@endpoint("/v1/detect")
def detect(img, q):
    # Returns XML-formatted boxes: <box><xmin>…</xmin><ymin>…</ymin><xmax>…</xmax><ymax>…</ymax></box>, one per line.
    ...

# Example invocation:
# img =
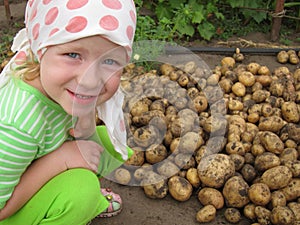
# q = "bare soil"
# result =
<box><xmin>1</xmin><ymin>2</ymin><xmax>300</xmax><ymax>225</ymax></box>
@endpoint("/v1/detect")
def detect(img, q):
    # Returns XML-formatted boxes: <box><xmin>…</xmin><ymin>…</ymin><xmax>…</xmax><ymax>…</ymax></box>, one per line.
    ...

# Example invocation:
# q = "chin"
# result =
<box><xmin>66</xmin><ymin>105</ymin><xmax>95</xmax><ymax>117</ymax></box>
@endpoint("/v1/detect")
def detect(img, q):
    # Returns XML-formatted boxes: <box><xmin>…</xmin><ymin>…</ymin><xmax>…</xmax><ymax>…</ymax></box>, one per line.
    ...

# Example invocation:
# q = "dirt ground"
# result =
<box><xmin>0</xmin><ymin>2</ymin><xmax>300</xmax><ymax>225</ymax></box>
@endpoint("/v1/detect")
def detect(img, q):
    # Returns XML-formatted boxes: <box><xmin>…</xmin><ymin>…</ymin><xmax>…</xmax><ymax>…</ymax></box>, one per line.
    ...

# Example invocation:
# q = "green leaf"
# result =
<box><xmin>214</xmin><ymin>12</ymin><xmax>225</xmax><ymax>20</ymax></box>
<box><xmin>206</xmin><ymin>2</ymin><xmax>218</xmax><ymax>13</ymax></box>
<box><xmin>192</xmin><ymin>7</ymin><xmax>205</xmax><ymax>23</ymax></box>
<box><xmin>169</xmin><ymin>0</ymin><xmax>187</xmax><ymax>9</ymax></box>
<box><xmin>177</xmin><ymin>23</ymin><xmax>195</xmax><ymax>37</ymax></box>
<box><xmin>243</xmin><ymin>10</ymin><xmax>267</xmax><ymax>23</ymax></box>
<box><xmin>155</xmin><ymin>3</ymin><xmax>173</xmax><ymax>19</ymax></box>
<box><xmin>197</xmin><ymin>22</ymin><xmax>215</xmax><ymax>40</ymax></box>
<box><xmin>227</xmin><ymin>0</ymin><xmax>246</xmax><ymax>8</ymax></box>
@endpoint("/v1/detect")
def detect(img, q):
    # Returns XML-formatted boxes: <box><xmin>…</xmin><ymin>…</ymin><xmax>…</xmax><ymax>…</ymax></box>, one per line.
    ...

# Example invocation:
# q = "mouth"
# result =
<box><xmin>74</xmin><ymin>93</ymin><xmax>94</xmax><ymax>99</ymax></box>
<box><xmin>67</xmin><ymin>89</ymin><xmax>97</xmax><ymax>104</ymax></box>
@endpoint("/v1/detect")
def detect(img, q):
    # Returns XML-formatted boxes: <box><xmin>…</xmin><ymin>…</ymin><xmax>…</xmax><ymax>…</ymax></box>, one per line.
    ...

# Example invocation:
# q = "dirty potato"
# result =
<box><xmin>261</xmin><ymin>165</ymin><xmax>293</xmax><ymax>190</ymax></box>
<box><xmin>196</xmin><ymin>205</ymin><xmax>217</xmax><ymax>223</ymax></box>
<box><xmin>241</xmin><ymin>164</ymin><xmax>257</xmax><ymax>183</ymax></box>
<box><xmin>157</xmin><ymin>160</ymin><xmax>179</xmax><ymax>178</ymax></box>
<box><xmin>258</xmin><ymin>116</ymin><xmax>286</xmax><ymax>132</ymax></box>
<box><xmin>270</xmin><ymin>190</ymin><xmax>287</xmax><ymax>208</ymax></box>
<box><xmin>281</xmin><ymin>101</ymin><xmax>300</xmax><ymax>123</ymax></box>
<box><xmin>198</xmin><ymin>154</ymin><xmax>235</xmax><ymax>188</ymax></box>
<box><xmin>277</xmin><ymin>50</ymin><xmax>289</xmax><ymax>63</ymax></box>
<box><xmin>141</xmin><ymin>171</ymin><xmax>168</xmax><ymax>199</ymax></box>
<box><xmin>232</xmin><ymin>82</ymin><xmax>246</xmax><ymax>96</ymax></box>
<box><xmin>198</xmin><ymin>187</ymin><xmax>224</xmax><ymax>209</ymax></box>
<box><xmin>221</xmin><ymin>57</ymin><xmax>236</xmax><ymax>68</ymax></box>
<box><xmin>186</xmin><ymin>168</ymin><xmax>201</xmax><ymax>188</ymax></box>
<box><xmin>255</xmin><ymin>206</ymin><xmax>271</xmax><ymax>225</ymax></box>
<box><xmin>284</xmin><ymin>160</ymin><xmax>300</xmax><ymax>177</ymax></box>
<box><xmin>287</xmin><ymin>202</ymin><xmax>300</xmax><ymax>221</ymax></box>
<box><xmin>145</xmin><ymin>144</ymin><xmax>168</xmax><ymax>164</ymax></box>
<box><xmin>280</xmin><ymin>148</ymin><xmax>299</xmax><ymax>164</ymax></box>
<box><xmin>270</xmin><ymin>206</ymin><xmax>295</xmax><ymax>225</ymax></box>
<box><xmin>243</xmin><ymin>203</ymin><xmax>257</xmax><ymax>221</ymax></box>
<box><xmin>281</xmin><ymin>178</ymin><xmax>300</xmax><ymax>201</ymax></box>
<box><xmin>259</xmin><ymin>131</ymin><xmax>285</xmax><ymax>154</ymax></box>
<box><xmin>254</xmin><ymin>152</ymin><xmax>281</xmax><ymax>172</ymax></box>
<box><xmin>125</xmin><ymin>147</ymin><xmax>145</xmax><ymax>166</ymax></box>
<box><xmin>168</xmin><ymin>176</ymin><xmax>193</xmax><ymax>201</ymax></box>
<box><xmin>222</xmin><ymin>176</ymin><xmax>250</xmax><ymax>208</ymax></box>
<box><xmin>114</xmin><ymin>167</ymin><xmax>131</xmax><ymax>185</ymax></box>
<box><xmin>239</xmin><ymin>71</ymin><xmax>256</xmax><ymax>87</ymax></box>
<box><xmin>224</xmin><ymin>208</ymin><xmax>242</xmax><ymax>224</ymax></box>
<box><xmin>174</xmin><ymin>153</ymin><xmax>196</xmax><ymax>170</ymax></box>
<box><xmin>248</xmin><ymin>183</ymin><xmax>271</xmax><ymax>206</ymax></box>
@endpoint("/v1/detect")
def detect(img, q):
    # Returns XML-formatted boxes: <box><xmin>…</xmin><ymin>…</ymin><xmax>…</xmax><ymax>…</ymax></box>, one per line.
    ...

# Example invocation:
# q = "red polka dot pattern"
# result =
<box><xmin>49</xmin><ymin>28</ymin><xmax>59</xmax><ymax>37</ymax></box>
<box><xmin>28</xmin><ymin>0</ymin><xmax>34</xmax><ymax>7</ymax></box>
<box><xmin>126</xmin><ymin>26</ymin><xmax>134</xmax><ymax>41</ymax></box>
<box><xmin>23</xmin><ymin>0</ymin><xmax>136</xmax><ymax>61</ymax></box>
<box><xmin>102</xmin><ymin>0</ymin><xmax>122</xmax><ymax>10</ymax></box>
<box><xmin>66</xmin><ymin>0</ymin><xmax>89</xmax><ymax>10</ymax></box>
<box><xmin>45</xmin><ymin>7</ymin><xmax>58</xmax><ymax>25</ymax></box>
<box><xmin>43</xmin><ymin>0</ymin><xmax>52</xmax><ymax>5</ymax></box>
<box><xmin>32</xmin><ymin>23</ymin><xmax>40</xmax><ymax>40</ymax></box>
<box><xmin>99</xmin><ymin>15</ymin><xmax>119</xmax><ymax>31</ymax></box>
<box><xmin>66</xmin><ymin>16</ymin><xmax>88</xmax><ymax>33</ymax></box>
<box><xmin>15</xmin><ymin>51</ymin><xmax>27</xmax><ymax>65</ymax></box>
<box><xmin>130</xmin><ymin>10</ymin><xmax>136</xmax><ymax>23</ymax></box>
<box><xmin>29</xmin><ymin>7</ymin><xmax>37</xmax><ymax>22</ymax></box>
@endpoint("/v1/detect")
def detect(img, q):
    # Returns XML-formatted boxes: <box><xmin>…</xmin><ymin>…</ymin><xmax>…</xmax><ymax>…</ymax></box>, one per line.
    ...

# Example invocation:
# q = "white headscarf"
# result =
<box><xmin>0</xmin><ymin>0</ymin><xmax>136</xmax><ymax>160</ymax></box>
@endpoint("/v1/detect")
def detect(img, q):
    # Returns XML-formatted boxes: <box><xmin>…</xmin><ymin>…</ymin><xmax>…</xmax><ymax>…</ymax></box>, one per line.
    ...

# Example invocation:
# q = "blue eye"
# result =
<box><xmin>103</xmin><ymin>59</ymin><xmax>116</xmax><ymax>65</ymax></box>
<box><xmin>67</xmin><ymin>53</ymin><xmax>79</xmax><ymax>59</ymax></box>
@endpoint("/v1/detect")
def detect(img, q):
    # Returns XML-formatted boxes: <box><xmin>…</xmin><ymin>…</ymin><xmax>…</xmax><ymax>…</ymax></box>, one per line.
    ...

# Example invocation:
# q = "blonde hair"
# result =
<box><xmin>13</xmin><ymin>49</ymin><xmax>40</xmax><ymax>81</ymax></box>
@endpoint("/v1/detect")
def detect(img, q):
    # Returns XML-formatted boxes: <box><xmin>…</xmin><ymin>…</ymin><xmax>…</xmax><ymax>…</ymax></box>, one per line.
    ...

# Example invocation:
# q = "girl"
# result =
<box><xmin>0</xmin><ymin>0</ymin><xmax>136</xmax><ymax>224</ymax></box>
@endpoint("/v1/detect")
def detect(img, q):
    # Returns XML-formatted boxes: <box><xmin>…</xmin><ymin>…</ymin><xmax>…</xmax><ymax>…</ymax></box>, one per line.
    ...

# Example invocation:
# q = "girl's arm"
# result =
<box><xmin>0</xmin><ymin>140</ymin><xmax>102</xmax><ymax>220</ymax></box>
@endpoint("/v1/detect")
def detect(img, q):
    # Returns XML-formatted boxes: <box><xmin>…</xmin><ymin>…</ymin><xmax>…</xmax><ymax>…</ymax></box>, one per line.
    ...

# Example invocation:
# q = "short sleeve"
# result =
<box><xmin>0</xmin><ymin>123</ymin><xmax>37</xmax><ymax>209</ymax></box>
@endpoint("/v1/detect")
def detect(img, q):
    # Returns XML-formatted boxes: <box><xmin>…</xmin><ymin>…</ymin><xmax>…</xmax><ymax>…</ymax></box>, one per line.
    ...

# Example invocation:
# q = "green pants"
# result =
<box><xmin>0</xmin><ymin>126</ymin><xmax>132</xmax><ymax>225</ymax></box>
<box><xmin>0</xmin><ymin>169</ymin><xmax>109</xmax><ymax>225</ymax></box>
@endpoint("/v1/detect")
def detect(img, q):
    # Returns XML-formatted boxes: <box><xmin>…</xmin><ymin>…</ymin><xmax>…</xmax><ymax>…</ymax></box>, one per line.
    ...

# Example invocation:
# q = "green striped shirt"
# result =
<box><xmin>0</xmin><ymin>78</ymin><xmax>74</xmax><ymax>209</ymax></box>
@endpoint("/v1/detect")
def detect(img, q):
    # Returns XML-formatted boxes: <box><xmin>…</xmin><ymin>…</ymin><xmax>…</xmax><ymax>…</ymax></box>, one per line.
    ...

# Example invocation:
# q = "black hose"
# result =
<box><xmin>165</xmin><ymin>46</ymin><xmax>300</xmax><ymax>55</ymax></box>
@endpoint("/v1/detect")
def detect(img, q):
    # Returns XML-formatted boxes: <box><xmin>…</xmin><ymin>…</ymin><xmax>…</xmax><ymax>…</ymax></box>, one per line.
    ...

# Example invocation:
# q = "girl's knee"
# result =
<box><xmin>44</xmin><ymin>169</ymin><xmax>107</xmax><ymax>224</ymax></box>
<box><xmin>61</xmin><ymin>169</ymin><xmax>101</xmax><ymax>205</ymax></box>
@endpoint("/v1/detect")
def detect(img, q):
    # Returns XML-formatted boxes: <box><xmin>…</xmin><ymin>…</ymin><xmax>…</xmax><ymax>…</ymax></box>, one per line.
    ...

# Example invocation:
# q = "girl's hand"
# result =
<box><xmin>61</xmin><ymin>140</ymin><xmax>103</xmax><ymax>173</ymax></box>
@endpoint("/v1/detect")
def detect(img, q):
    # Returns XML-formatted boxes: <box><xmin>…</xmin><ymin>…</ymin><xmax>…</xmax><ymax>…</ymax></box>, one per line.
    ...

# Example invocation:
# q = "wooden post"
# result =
<box><xmin>271</xmin><ymin>0</ymin><xmax>285</xmax><ymax>41</ymax></box>
<box><xmin>4</xmin><ymin>0</ymin><xmax>12</xmax><ymax>20</ymax></box>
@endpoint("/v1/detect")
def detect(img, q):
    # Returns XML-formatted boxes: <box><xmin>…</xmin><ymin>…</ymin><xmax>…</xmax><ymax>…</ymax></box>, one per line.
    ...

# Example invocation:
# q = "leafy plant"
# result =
<box><xmin>154</xmin><ymin>0</ymin><xmax>224</xmax><ymax>41</ymax></box>
<box><xmin>134</xmin><ymin>0</ymin><xmax>292</xmax><ymax>42</ymax></box>
<box><xmin>225</xmin><ymin>0</ymin><xmax>270</xmax><ymax>24</ymax></box>
<box><xmin>0</xmin><ymin>32</ymin><xmax>14</xmax><ymax>64</ymax></box>
<box><xmin>0</xmin><ymin>21</ymin><xmax>24</xmax><ymax>66</ymax></box>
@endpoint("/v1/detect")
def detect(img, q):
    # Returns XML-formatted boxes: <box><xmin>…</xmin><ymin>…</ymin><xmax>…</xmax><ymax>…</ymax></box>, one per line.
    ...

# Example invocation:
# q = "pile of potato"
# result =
<box><xmin>277</xmin><ymin>50</ymin><xmax>300</xmax><ymax>65</ymax></box>
<box><xmin>113</xmin><ymin>51</ymin><xmax>300</xmax><ymax>225</ymax></box>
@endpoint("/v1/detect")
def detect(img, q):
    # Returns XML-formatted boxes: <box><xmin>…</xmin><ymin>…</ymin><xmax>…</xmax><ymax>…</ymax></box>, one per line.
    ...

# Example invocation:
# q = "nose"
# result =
<box><xmin>76</xmin><ymin>61</ymin><xmax>104</xmax><ymax>91</ymax></box>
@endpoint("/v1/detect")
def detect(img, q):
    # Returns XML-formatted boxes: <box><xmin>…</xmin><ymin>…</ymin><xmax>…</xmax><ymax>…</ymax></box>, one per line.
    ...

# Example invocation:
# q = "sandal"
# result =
<box><xmin>97</xmin><ymin>188</ymin><xmax>123</xmax><ymax>218</ymax></box>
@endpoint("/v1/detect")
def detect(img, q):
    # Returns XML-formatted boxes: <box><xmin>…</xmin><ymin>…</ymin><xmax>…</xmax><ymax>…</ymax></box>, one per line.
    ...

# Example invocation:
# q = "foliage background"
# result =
<box><xmin>134</xmin><ymin>0</ymin><xmax>300</xmax><ymax>43</ymax></box>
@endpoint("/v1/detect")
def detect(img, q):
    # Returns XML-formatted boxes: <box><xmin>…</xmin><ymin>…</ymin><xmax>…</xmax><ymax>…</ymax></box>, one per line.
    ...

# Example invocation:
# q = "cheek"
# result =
<box><xmin>40</xmin><ymin>67</ymin><xmax>61</xmax><ymax>89</ymax></box>
<box><xmin>105</xmin><ymin>71</ymin><xmax>121</xmax><ymax>91</ymax></box>
<box><xmin>97</xmin><ymin>73</ymin><xmax>121</xmax><ymax>104</ymax></box>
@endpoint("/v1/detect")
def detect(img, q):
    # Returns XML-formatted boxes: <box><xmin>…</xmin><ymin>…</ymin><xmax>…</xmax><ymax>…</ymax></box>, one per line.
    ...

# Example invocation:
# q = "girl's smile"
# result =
<box><xmin>32</xmin><ymin>35</ymin><xmax>127</xmax><ymax>117</ymax></box>
<box><xmin>66</xmin><ymin>89</ymin><xmax>97</xmax><ymax>105</ymax></box>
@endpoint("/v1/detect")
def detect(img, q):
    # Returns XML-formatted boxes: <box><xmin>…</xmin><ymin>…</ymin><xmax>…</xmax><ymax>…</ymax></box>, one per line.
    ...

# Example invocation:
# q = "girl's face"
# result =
<box><xmin>39</xmin><ymin>35</ymin><xmax>127</xmax><ymax>117</ymax></box>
